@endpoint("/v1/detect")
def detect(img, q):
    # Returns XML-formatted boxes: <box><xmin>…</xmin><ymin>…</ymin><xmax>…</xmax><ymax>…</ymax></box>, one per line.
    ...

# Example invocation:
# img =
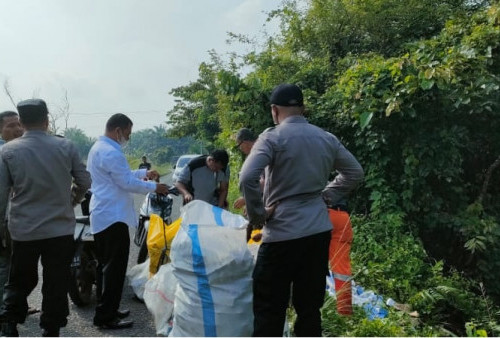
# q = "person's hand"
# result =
<box><xmin>265</xmin><ymin>203</ymin><xmax>278</xmax><ymax>220</ymax></box>
<box><xmin>146</xmin><ymin>170</ymin><xmax>160</xmax><ymax>181</ymax></box>
<box><xmin>248</xmin><ymin>203</ymin><xmax>278</xmax><ymax>230</ymax></box>
<box><xmin>233</xmin><ymin>196</ymin><xmax>246</xmax><ymax>209</ymax></box>
<box><xmin>251</xmin><ymin>232</ymin><xmax>263</xmax><ymax>242</ymax></box>
<box><xmin>183</xmin><ymin>192</ymin><xmax>193</xmax><ymax>204</ymax></box>
<box><xmin>70</xmin><ymin>189</ymin><xmax>79</xmax><ymax>207</ymax></box>
<box><xmin>155</xmin><ymin>183</ymin><xmax>169</xmax><ymax>194</ymax></box>
<box><xmin>248</xmin><ymin>214</ymin><xmax>266</xmax><ymax>230</ymax></box>
<box><xmin>70</xmin><ymin>185</ymin><xmax>84</xmax><ymax>207</ymax></box>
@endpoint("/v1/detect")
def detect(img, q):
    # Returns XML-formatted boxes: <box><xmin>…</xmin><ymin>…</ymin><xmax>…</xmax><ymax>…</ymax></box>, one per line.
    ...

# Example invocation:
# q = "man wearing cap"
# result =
<box><xmin>233</xmin><ymin>128</ymin><xmax>263</xmax><ymax>241</ymax></box>
<box><xmin>240</xmin><ymin>84</ymin><xmax>364</xmax><ymax>336</ymax></box>
<box><xmin>87</xmin><ymin>113</ymin><xmax>169</xmax><ymax>330</ymax></box>
<box><xmin>233</xmin><ymin>128</ymin><xmax>257</xmax><ymax>210</ymax></box>
<box><xmin>235</xmin><ymin>128</ymin><xmax>257</xmax><ymax>158</ymax></box>
<box><xmin>0</xmin><ymin>99</ymin><xmax>91</xmax><ymax>337</ymax></box>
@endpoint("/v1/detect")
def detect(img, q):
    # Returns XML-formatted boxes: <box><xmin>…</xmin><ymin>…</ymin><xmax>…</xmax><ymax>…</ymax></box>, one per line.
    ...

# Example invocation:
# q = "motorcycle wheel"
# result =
<box><xmin>69</xmin><ymin>249</ymin><xmax>94</xmax><ymax>307</ymax></box>
<box><xmin>137</xmin><ymin>240</ymin><xmax>149</xmax><ymax>264</ymax></box>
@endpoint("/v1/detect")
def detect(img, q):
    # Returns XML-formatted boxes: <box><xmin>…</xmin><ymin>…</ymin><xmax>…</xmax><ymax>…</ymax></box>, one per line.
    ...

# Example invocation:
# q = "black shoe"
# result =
<box><xmin>116</xmin><ymin>309</ymin><xmax>130</xmax><ymax>319</ymax></box>
<box><xmin>1</xmin><ymin>322</ymin><xmax>18</xmax><ymax>337</ymax></box>
<box><xmin>95</xmin><ymin>317</ymin><xmax>133</xmax><ymax>330</ymax></box>
<box><xmin>41</xmin><ymin>328</ymin><xmax>59</xmax><ymax>337</ymax></box>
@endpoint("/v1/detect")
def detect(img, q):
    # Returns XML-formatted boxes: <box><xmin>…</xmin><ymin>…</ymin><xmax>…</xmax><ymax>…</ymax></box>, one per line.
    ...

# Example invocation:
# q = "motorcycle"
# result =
<box><xmin>69</xmin><ymin>191</ymin><xmax>101</xmax><ymax>307</ymax></box>
<box><xmin>134</xmin><ymin>187</ymin><xmax>179</xmax><ymax>264</ymax></box>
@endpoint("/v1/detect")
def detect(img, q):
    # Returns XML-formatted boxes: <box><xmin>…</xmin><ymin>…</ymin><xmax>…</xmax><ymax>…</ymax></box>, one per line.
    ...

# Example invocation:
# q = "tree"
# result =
<box><xmin>125</xmin><ymin>125</ymin><xmax>200</xmax><ymax>164</ymax></box>
<box><xmin>63</xmin><ymin>127</ymin><xmax>95</xmax><ymax>160</ymax></box>
<box><xmin>166</xmin><ymin>61</ymin><xmax>222</xmax><ymax>147</ymax></box>
<box><xmin>3</xmin><ymin>80</ymin><xmax>73</xmax><ymax>135</ymax></box>
<box><xmin>3</xmin><ymin>79</ymin><xmax>17</xmax><ymax>108</ymax></box>
<box><xmin>166</xmin><ymin>0</ymin><xmax>500</xmax><ymax>333</ymax></box>
<box><xmin>48</xmin><ymin>89</ymin><xmax>71</xmax><ymax>135</ymax></box>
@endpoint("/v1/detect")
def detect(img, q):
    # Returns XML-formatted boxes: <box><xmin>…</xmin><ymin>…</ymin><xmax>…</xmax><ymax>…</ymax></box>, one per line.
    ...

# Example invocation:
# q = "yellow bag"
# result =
<box><xmin>247</xmin><ymin>229</ymin><xmax>262</xmax><ymax>244</ymax></box>
<box><xmin>146</xmin><ymin>215</ymin><xmax>182</xmax><ymax>276</ymax></box>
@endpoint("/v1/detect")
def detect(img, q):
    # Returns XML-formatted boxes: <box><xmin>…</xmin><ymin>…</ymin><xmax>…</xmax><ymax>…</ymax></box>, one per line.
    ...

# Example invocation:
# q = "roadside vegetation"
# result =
<box><xmin>64</xmin><ymin>124</ymin><xmax>203</xmax><ymax>169</ymax></box>
<box><xmin>59</xmin><ymin>0</ymin><xmax>500</xmax><ymax>334</ymax></box>
<box><xmin>166</xmin><ymin>0</ymin><xmax>500</xmax><ymax>335</ymax></box>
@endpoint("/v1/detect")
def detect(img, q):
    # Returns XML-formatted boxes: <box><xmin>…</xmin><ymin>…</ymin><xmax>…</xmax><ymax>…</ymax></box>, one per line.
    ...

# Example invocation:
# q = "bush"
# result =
<box><xmin>351</xmin><ymin>213</ymin><xmax>430</xmax><ymax>302</ymax></box>
<box><xmin>349</xmin><ymin>213</ymin><xmax>500</xmax><ymax>336</ymax></box>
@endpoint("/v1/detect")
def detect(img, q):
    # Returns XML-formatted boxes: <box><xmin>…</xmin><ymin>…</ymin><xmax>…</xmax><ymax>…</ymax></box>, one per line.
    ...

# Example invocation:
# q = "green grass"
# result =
<box><xmin>127</xmin><ymin>157</ymin><xmax>172</xmax><ymax>177</ymax></box>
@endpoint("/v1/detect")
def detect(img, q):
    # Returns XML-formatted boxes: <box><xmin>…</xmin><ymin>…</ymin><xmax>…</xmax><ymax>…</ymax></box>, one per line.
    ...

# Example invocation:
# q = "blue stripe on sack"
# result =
<box><xmin>187</xmin><ymin>224</ymin><xmax>217</xmax><ymax>337</ymax></box>
<box><xmin>212</xmin><ymin>206</ymin><xmax>223</xmax><ymax>226</ymax></box>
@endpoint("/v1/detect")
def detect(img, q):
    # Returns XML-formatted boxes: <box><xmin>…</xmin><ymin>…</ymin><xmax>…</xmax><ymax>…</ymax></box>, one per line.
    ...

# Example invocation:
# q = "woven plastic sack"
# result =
<box><xmin>127</xmin><ymin>258</ymin><xmax>150</xmax><ymax>300</ymax></box>
<box><xmin>147</xmin><ymin>215</ymin><xmax>181</xmax><ymax>276</ymax></box>
<box><xmin>144</xmin><ymin>263</ymin><xmax>178</xmax><ymax>336</ymax></box>
<box><xmin>169</xmin><ymin>200</ymin><xmax>253</xmax><ymax>337</ymax></box>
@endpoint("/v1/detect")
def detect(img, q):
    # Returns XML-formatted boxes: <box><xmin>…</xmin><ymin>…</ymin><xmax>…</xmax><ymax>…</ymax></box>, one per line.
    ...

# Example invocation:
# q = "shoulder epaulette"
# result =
<box><xmin>261</xmin><ymin>126</ymin><xmax>275</xmax><ymax>134</ymax></box>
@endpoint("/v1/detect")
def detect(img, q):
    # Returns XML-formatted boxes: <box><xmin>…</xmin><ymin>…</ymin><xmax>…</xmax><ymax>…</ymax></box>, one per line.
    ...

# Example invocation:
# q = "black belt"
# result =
<box><xmin>327</xmin><ymin>204</ymin><xmax>348</xmax><ymax>212</ymax></box>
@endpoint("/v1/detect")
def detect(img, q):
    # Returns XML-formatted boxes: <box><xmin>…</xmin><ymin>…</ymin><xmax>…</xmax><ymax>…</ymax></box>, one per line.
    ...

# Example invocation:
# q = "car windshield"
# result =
<box><xmin>177</xmin><ymin>156</ymin><xmax>194</xmax><ymax>168</ymax></box>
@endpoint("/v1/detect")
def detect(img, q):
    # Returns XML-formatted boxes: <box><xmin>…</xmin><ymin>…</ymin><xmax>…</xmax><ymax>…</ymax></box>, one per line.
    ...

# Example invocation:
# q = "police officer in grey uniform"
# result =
<box><xmin>239</xmin><ymin>84</ymin><xmax>364</xmax><ymax>337</ymax></box>
<box><xmin>0</xmin><ymin>99</ymin><xmax>91</xmax><ymax>337</ymax></box>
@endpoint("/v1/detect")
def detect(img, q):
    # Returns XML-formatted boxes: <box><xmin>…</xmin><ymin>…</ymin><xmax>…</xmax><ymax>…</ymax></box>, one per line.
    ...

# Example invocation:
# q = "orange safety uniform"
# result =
<box><xmin>328</xmin><ymin>208</ymin><xmax>353</xmax><ymax>315</ymax></box>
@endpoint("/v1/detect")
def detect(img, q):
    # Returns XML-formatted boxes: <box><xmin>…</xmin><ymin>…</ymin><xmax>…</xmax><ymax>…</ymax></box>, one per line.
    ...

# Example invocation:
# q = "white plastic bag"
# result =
<box><xmin>169</xmin><ymin>200</ymin><xmax>254</xmax><ymax>337</ymax></box>
<box><xmin>127</xmin><ymin>258</ymin><xmax>150</xmax><ymax>301</ymax></box>
<box><xmin>179</xmin><ymin>199</ymin><xmax>248</xmax><ymax>230</ymax></box>
<box><xmin>144</xmin><ymin>263</ymin><xmax>178</xmax><ymax>336</ymax></box>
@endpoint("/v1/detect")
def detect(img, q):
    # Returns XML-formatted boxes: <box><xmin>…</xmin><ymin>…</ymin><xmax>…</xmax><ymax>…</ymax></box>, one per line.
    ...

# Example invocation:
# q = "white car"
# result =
<box><xmin>172</xmin><ymin>154</ymin><xmax>202</xmax><ymax>182</ymax></box>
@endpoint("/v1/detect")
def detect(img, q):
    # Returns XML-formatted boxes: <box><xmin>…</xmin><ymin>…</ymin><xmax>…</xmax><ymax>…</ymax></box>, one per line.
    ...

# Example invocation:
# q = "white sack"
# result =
<box><xmin>127</xmin><ymin>258</ymin><xmax>150</xmax><ymax>301</ymax></box>
<box><xmin>169</xmin><ymin>200</ymin><xmax>254</xmax><ymax>337</ymax></box>
<box><xmin>144</xmin><ymin>263</ymin><xmax>178</xmax><ymax>336</ymax></box>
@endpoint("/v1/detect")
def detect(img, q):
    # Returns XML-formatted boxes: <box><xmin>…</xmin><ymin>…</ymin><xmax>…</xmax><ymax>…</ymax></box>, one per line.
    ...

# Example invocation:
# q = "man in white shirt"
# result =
<box><xmin>87</xmin><ymin>113</ymin><xmax>169</xmax><ymax>330</ymax></box>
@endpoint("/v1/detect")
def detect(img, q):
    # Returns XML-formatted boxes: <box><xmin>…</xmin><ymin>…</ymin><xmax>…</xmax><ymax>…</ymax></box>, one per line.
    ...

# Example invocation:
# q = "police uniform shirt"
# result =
<box><xmin>239</xmin><ymin>115</ymin><xmax>363</xmax><ymax>243</ymax></box>
<box><xmin>0</xmin><ymin>131</ymin><xmax>91</xmax><ymax>241</ymax></box>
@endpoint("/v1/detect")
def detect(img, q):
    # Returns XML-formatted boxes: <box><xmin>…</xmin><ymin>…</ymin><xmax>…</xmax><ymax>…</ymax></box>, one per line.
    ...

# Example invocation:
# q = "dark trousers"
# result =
<box><xmin>0</xmin><ymin>235</ymin><xmax>74</xmax><ymax>330</ymax></box>
<box><xmin>93</xmin><ymin>222</ymin><xmax>129</xmax><ymax>324</ymax></box>
<box><xmin>0</xmin><ymin>230</ymin><xmax>12</xmax><ymax>307</ymax></box>
<box><xmin>253</xmin><ymin>230</ymin><xmax>331</xmax><ymax>337</ymax></box>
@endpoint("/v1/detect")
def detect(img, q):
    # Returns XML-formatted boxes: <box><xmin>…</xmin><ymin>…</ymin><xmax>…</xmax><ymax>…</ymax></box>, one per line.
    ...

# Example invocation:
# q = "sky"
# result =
<box><xmin>0</xmin><ymin>0</ymin><xmax>281</xmax><ymax>138</ymax></box>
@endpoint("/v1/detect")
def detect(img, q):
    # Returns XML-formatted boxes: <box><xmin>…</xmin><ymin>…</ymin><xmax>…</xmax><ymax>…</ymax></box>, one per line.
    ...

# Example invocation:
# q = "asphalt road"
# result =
<box><xmin>19</xmin><ymin>174</ymin><xmax>182</xmax><ymax>337</ymax></box>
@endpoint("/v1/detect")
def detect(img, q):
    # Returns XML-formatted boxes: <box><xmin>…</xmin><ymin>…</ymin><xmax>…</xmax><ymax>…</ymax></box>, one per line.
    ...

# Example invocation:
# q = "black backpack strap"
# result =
<box><xmin>186</xmin><ymin>155</ymin><xmax>208</xmax><ymax>194</ymax></box>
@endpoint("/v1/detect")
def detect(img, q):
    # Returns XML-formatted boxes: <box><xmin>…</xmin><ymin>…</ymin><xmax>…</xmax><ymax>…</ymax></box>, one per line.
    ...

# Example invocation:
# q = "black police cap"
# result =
<box><xmin>236</xmin><ymin>128</ymin><xmax>256</xmax><ymax>143</ymax></box>
<box><xmin>270</xmin><ymin>84</ymin><xmax>304</xmax><ymax>107</ymax></box>
<box><xmin>17</xmin><ymin>99</ymin><xmax>49</xmax><ymax>124</ymax></box>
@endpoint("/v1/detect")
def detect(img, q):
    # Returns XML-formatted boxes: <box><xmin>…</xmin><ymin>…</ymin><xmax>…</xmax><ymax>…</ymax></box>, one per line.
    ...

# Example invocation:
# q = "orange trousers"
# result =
<box><xmin>328</xmin><ymin>208</ymin><xmax>353</xmax><ymax>315</ymax></box>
